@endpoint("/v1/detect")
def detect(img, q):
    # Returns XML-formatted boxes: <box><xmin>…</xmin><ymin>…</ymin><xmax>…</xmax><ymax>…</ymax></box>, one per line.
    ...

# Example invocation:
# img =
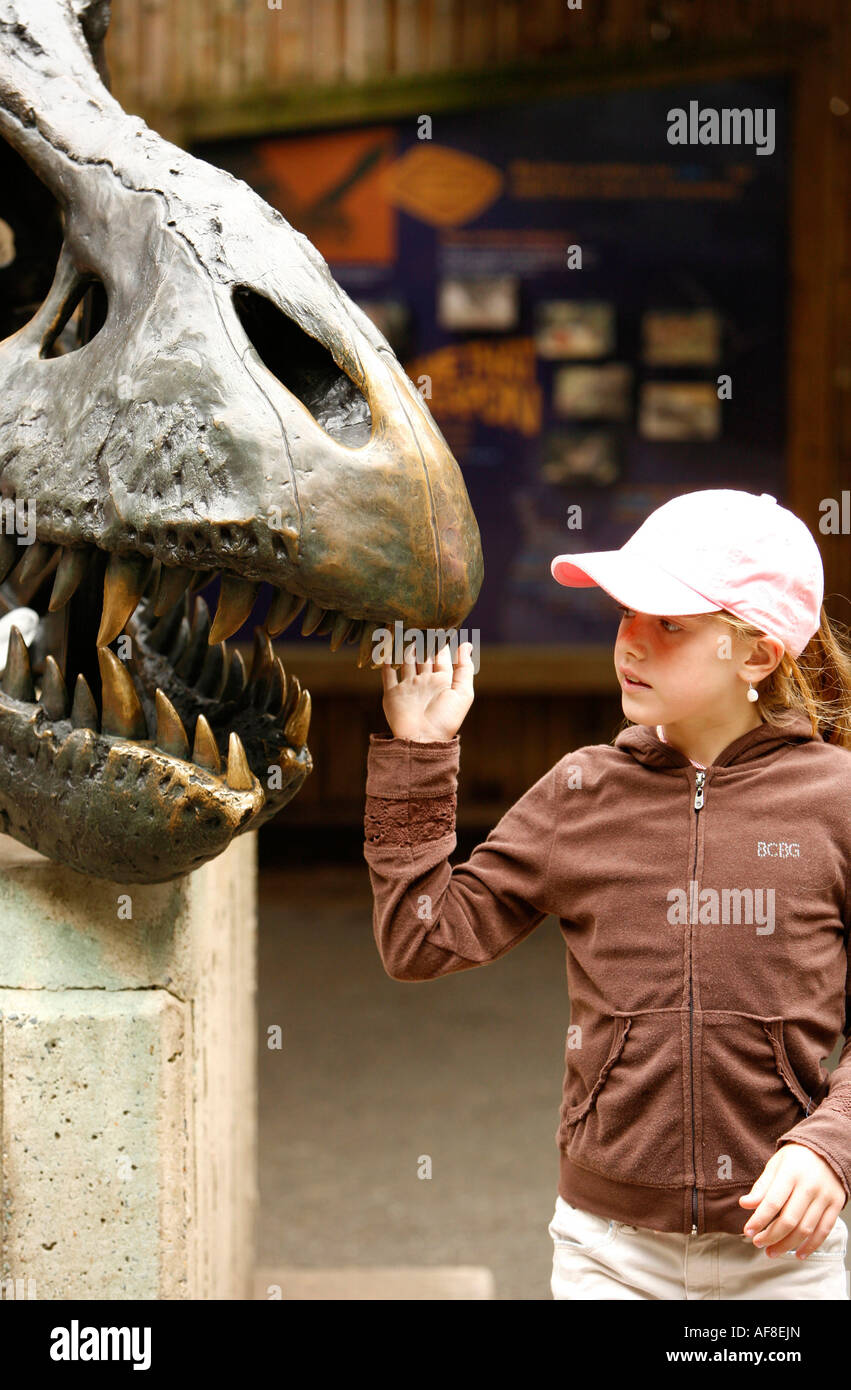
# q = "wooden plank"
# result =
<box><xmin>598</xmin><ymin>0</ymin><xmax>641</xmax><ymax>48</ymax></box>
<box><xmin>394</xmin><ymin>0</ymin><xmax>423</xmax><ymax>74</ymax></box>
<box><xmin>215</xmin><ymin>0</ymin><xmax>238</xmax><ymax>100</ymax></box>
<box><xmin>310</xmin><ymin>0</ymin><xmax>345</xmax><ymax>85</ymax></box>
<box><xmin>426</xmin><ymin>0</ymin><xmax>454</xmax><ymax>72</ymax></box>
<box><xmin>196</xmin><ymin>0</ymin><xmax>219</xmax><ymax>106</ymax></box>
<box><xmin>341</xmin><ymin>0</ymin><xmax>377</xmax><ymax>83</ymax></box>
<box><xmin>242</xmin><ymin>0</ymin><xmax>269</xmax><ymax>97</ymax></box>
<box><xmin>494</xmin><ymin>0</ymin><xmax>520</xmax><ymax>64</ymax></box>
<box><xmin>267</xmin><ymin>0</ymin><xmax>307</xmax><ymax>91</ymax></box>
<box><xmin>458</xmin><ymin>0</ymin><xmax>490</xmax><ymax>69</ymax></box>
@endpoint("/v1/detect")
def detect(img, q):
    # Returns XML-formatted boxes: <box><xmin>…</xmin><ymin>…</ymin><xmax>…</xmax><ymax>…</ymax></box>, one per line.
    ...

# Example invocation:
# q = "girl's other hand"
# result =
<box><xmin>380</xmin><ymin>640</ymin><xmax>475</xmax><ymax>742</ymax></box>
<box><xmin>739</xmin><ymin>1143</ymin><xmax>847</xmax><ymax>1257</ymax></box>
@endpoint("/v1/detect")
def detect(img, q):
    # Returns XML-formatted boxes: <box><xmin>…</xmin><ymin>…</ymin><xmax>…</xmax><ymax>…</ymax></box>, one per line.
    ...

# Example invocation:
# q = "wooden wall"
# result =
<box><xmin>104</xmin><ymin>1</ymin><xmax>842</xmax><ymax>137</ymax></box>
<box><xmin>101</xmin><ymin>0</ymin><xmax>851</xmax><ymax>834</ymax></box>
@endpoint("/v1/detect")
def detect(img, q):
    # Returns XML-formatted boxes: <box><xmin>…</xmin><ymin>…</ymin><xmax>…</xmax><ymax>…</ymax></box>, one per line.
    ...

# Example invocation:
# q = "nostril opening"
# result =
<box><xmin>232</xmin><ymin>284</ymin><xmax>372</xmax><ymax>447</ymax></box>
<box><xmin>40</xmin><ymin>274</ymin><xmax>108</xmax><ymax>359</ymax></box>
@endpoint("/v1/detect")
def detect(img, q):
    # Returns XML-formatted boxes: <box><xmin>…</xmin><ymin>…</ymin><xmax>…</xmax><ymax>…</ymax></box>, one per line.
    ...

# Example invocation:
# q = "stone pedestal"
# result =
<box><xmin>0</xmin><ymin>830</ymin><xmax>257</xmax><ymax>1300</ymax></box>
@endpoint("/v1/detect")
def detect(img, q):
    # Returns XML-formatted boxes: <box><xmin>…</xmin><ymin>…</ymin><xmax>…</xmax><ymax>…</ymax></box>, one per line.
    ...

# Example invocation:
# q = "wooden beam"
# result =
<box><xmin>135</xmin><ymin>29</ymin><xmax>828</xmax><ymax>145</ymax></box>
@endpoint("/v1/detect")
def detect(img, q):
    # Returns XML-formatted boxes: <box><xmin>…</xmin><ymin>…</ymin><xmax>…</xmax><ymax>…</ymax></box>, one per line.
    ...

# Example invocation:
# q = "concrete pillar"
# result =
<box><xmin>0</xmin><ymin>830</ymin><xmax>257</xmax><ymax>1300</ymax></box>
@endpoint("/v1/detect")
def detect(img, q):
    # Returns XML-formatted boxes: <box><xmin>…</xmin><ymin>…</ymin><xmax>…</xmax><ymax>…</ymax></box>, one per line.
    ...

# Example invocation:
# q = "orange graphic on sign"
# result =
<box><xmin>382</xmin><ymin>145</ymin><xmax>504</xmax><ymax>226</ymax></box>
<box><xmin>250</xmin><ymin>126</ymin><xmax>398</xmax><ymax>264</ymax></box>
<box><xmin>406</xmin><ymin>339</ymin><xmax>542</xmax><ymax>436</ymax></box>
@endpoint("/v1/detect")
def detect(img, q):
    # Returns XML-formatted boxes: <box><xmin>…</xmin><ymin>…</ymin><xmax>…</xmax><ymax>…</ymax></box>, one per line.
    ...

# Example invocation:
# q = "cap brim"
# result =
<box><xmin>550</xmin><ymin>551</ymin><xmax>722</xmax><ymax>616</ymax></box>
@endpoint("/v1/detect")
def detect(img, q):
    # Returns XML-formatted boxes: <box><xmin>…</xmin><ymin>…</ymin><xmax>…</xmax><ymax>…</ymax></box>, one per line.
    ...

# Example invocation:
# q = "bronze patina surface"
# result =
<box><xmin>0</xmin><ymin>0</ymin><xmax>482</xmax><ymax>882</ymax></box>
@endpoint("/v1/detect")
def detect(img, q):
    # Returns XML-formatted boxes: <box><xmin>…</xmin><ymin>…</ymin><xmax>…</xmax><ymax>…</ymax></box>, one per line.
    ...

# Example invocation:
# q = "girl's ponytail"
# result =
<box><xmin>716</xmin><ymin>605</ymin><xmax>851</xmax><ymax>749</ymax></box>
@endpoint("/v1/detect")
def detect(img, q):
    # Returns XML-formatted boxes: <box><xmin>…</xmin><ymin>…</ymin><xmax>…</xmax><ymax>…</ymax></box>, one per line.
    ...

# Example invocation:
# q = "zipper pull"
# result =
<box><xmin>691</xmin><ymin>1222</ymin><xmax>698</xmax><ymax>1236</ymax></box>
<box><xmin>693</xmin><ymin>770</ymin><xmax>705</xmax><ymax>811</ymax></box>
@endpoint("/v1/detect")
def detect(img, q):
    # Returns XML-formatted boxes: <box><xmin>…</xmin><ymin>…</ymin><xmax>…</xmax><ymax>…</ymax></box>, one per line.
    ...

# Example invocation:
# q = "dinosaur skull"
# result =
<box><xmin>0</xmin><ymin>0</ymin><xmax>483</xmax><ymax>882</ymax></box>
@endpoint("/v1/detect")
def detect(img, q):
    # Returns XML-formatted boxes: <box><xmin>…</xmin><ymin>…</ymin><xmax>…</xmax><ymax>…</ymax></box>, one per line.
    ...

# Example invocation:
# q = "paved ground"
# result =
<box><xmin>256</xmin><ymin>861</ymin><xmax>568</xmax><ymax>1300</ymax></box>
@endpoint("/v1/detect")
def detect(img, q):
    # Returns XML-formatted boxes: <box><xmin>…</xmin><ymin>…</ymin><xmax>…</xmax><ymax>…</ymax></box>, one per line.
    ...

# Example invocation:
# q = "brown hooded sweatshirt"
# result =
<box><xmin>363</xmin><ymin>713</ymin><xmax>851</xmax><ymax>1236</ymax></box>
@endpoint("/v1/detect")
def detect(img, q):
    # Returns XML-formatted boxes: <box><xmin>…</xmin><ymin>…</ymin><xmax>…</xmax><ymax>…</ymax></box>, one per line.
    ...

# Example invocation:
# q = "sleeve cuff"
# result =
<box><xmin>366</xmin><ymin>733</ymin><xmax>460</xmax><ymax>799</ymax></box>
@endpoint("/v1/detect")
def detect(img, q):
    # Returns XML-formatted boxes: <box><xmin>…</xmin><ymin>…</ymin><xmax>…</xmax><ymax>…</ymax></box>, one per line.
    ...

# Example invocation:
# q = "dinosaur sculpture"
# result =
<box><xmin>0</xmin><ymin>0</ymin><xmax>483</xmax><ymax>883</ymax></box>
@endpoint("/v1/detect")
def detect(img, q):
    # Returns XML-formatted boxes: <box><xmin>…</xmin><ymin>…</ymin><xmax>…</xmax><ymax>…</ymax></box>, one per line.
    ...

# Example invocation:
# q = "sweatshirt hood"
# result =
<box><xmin>614</xmin><ymin>711</ymin><xmax>817</xmax><ymax>770</ymax></box>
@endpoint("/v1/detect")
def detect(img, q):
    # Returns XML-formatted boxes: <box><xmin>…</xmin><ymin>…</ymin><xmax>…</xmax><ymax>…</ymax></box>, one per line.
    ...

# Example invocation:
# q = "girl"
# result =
<box><xmin>363</xmin><ymin>488</ymin><xmax>851</xmax><ymax>1300</ymax></box>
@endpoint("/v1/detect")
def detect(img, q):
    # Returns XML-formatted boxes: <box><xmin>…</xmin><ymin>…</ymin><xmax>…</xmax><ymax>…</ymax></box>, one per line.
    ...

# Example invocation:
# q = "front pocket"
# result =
<box><xmin>548</xmin><ymin>1199</ymin><xmax>617</xmax><ymax>1254</ymax></box>
<box><xmin>697</xmin><ymin>1012</ymin><xmax>816</xmax><ymax>1190</ymax></box>
<box><xmin>559</xmin><ymin>1009</ymin><xmax>688</xmax><ymax>1188</ymax></box>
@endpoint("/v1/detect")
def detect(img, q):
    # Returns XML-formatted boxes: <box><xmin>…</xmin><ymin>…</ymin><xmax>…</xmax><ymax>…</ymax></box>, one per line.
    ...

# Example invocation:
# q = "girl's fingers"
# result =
<box><xmin>791</xmin><ymin>1200</ymin><xmax>833</xmax><ymax>1258</ymax></box>
<box><xmin>388</xmin><ymin>638</ymin><xmax>474</xmax><ymax>679</ymax></box>
<box><xmin>452</xmin><ymin>642</ymin><xmax>475</xmax><ymax>679</ymax></box>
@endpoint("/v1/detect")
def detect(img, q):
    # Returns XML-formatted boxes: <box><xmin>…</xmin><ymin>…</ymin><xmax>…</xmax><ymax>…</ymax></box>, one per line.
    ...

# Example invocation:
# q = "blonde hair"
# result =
<box><xmin>614</xmin><ymin>603</ymin><xmax>851</xmax><ymax>750</ymax></box>
<box><xmin>714</xmin><ymin>605</ymin><xmax>851</xmax><ymax>749</ymax></box>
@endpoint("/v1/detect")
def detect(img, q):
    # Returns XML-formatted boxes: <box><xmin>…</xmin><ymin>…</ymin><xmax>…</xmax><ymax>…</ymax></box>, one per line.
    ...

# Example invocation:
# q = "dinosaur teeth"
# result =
<box><xmin>97</xmin><ymin>551</ymin><xmax>153</xmax><ymax>646</ymax></box>
<box><xmin>71</xmin><ymin>673</ymin><xmax>99</xmax><ymax>731</ymax></box>
<box><xmin>221</xmin><ymin>647</ymin><xmax>247</xmax><ymax>702</ymax></box>
<box><xmin>12</xmin><ymin>539</ymin><xmax>58</xmax><ymax>589</ymax></box>
<box><xmin>166</xmin><ymin>615</ymin><xmax>192</xmax><ymax>666</ymax></box>
<box><xmin>154</xmin><ymin>689</ymin><xmax>189</xmax><ymax>760</ymax></box>
<box><xmin>154</xmin><ymin>563</ymin><xmax>194</xmax><ymax>616</ymax></box>
<box><xmin>98</xmin><ymin>646</ymin><xmax>148</xmax><ymax>740</ymax></box>
<box><xmin>195</xmin><ymin>640</ymin><xmax>226</xmax><ymax>699</ymax></box>
<box><xmin>283</xmin><ymin>688</ymin><xmax>311</xmax><ymax>748</ymax></box>
<box><xmin>189</xmin><ymin>569</ymin><xmax>216</xmax><ymax>593</ymax></box>
<box><xmin>356</xmin><ymin>621</ymin><xmax>379</xmax><ymax>668</ymax></box>
<box><xmin>281</xmin><ymin>672</ymin><xmax>301</xmax><ymax>724</ymax></box>
<box><xmin>143</xmin><ymin>559</ymin><xmax>161</xmax><ymax>600</ymax></box>
<box><xmin>266</xmin><ymin>588</ymin><xmax>305</xmax><ymax>636</ymax></box>
<box><xmin>192</xmin><ymin>713</ymin><xmax>222</xmax><ymax>774</ymax></box>
<box><xmin>174</xmin><ymin>596</ymin><xmax>211</xmax><ymax>683</ymax></box>
<box><xmin>209</xmin><ymin>574</ymin><xmax>259</xmax><ymax>643</ymax></box>
<box><xmin>275</xmin><ymin>746</ymin><xmax>301</xmax><ymax>777</ymax></box>
<box><xmin>314</xmin><ymin>608</ymin><xmax>336</xmax><ymax>636</ymax></box>
<box><xmin>2</xmin><ymin>624</ymin><xmax>34</xmax><ymax>701</ymax></box>
<box><xmin>48</xmin><ymin>546</ymin><xmax>90</xmax><ymax>612</ymax></box>
<box><xmin>147</xmin><ymin>596</ymin><xmax>189</xmax><ymax>652</ymax></box>
<box><xmin>300</xmin><ymin>598</ymin><xmax>325</xmax><ymax>636</ymax></box>
<box><xmin>226</xmin><ymin>730</ymin><xmax>253</xmax><ymax>789</ymax></box>
<box><xmin>40</xmin><ymin>654</ymin><xmax>69</xmax><ymax>719</ymax></box>
<box><xmin>329</xmin><ymin>612</ymin><xmax>351</xmax><ymax>651</ymax></box>
<box><xmin>267</xmin><ymin>656</ymin><xmax>287</xmax><ymax>714</ymax></box>
<box><xmin>0</xmin><ymin>534</ymin><xmax>18</xmax><ymax>583</ymax></box>
<box><xmin>249</xmin><ymin>626</ymin><xmax>275</xmax><ymax>684</ymax></box>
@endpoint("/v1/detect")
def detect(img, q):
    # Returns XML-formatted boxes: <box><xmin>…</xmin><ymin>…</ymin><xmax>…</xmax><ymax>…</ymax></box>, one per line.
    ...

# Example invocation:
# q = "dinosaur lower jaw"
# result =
<box><xmin>0</xmin><ymin>549</ymin><xmax>384</xmax><ymax>882</ymax></box>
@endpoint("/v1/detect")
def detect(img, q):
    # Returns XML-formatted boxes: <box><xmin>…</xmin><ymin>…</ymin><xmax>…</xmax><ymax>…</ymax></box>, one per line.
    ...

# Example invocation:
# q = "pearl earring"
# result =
<box><xmin>746</xmin><ymin>681</ymin><xmax>759</xmax><ymax>703</ymax></box>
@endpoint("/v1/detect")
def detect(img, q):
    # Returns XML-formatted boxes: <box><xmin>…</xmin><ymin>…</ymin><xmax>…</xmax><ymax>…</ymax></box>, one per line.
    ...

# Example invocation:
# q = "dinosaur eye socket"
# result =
<box><xmin>232</xmin><ymin>285</ymin><xmax>372</xmax><ymax>448</ymax></box>
<box><xmin>40</xmin><ymin>275</ymin><xmax>108</xmax><ymax>359</ymax></box>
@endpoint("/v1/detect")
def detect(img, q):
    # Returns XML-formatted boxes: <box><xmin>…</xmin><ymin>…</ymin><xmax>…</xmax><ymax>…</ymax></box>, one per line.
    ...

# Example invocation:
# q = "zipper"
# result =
<box><xmin>688</xmin><ymin>768</ymin><xmax>706</xmax><ymax>1235</ymax></box>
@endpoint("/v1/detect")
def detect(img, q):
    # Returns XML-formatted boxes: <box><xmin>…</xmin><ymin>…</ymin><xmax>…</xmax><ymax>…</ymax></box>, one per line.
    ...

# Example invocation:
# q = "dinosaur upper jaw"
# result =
<box><xmin>0</xmin><ymin>540</ymin><xmax>389</xmax><ymax>882</ymax></box>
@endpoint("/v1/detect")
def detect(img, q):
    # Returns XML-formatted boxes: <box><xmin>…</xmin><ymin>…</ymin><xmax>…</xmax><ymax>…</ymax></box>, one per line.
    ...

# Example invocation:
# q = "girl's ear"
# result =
<box><xmin>747</xmin><ymin>635</ymin><xmax>785</xmax><ymax>681</ymax></box>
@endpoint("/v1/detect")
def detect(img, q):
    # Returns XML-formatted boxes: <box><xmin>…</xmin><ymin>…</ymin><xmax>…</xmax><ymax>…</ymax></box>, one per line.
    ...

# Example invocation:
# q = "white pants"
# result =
<box><xmin>550</xmin><ymin>1195</ymin><xmax>850</xmax><ymax>1300</ymax></box>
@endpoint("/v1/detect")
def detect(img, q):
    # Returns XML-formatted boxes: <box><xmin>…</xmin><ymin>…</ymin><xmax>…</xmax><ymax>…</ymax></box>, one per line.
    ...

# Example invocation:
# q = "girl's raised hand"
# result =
<box><xmin>380</xmin><ymin>640</ymin><xmax>475</xmax><ymax>743</ymax></box>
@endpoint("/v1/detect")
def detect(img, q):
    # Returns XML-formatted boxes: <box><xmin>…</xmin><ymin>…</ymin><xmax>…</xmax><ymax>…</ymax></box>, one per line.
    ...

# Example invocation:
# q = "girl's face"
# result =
<box><xmin>613</xmin><ymin>604</ymin><xmax>767</xmax><ymax>727</ymax></box>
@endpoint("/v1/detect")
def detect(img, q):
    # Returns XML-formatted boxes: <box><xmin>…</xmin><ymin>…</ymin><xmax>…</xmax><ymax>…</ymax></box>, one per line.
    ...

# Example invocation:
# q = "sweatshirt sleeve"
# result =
<box><xmin>773</xmin><ymin>871</ymin><xmax>851</xmax><ymax>1198</ymax></box>
<box><xmin>363</xmin><ymin>732</ymin><xmax>559</xmax><ymax>981</ymax></box>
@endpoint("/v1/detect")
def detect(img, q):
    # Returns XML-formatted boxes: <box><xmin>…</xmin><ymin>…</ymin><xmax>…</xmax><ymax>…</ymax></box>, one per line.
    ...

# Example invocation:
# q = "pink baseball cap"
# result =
<box><xmin>550</xmin><ymin>489</ymin><xmax>824</xmax><ymax>658</ymax></box>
